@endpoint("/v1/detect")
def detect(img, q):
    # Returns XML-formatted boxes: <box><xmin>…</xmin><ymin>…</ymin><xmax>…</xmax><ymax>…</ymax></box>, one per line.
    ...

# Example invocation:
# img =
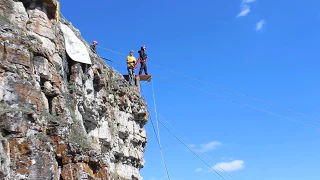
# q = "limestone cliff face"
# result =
<box><xmin>0</xmin><ymin>0</ymin><xmax>148</xmax><ymax>179</ymax></box>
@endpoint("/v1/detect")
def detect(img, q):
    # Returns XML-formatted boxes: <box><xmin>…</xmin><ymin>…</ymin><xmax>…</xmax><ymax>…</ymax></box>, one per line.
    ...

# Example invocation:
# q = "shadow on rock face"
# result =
<box><xmin>19</xmin><ymin>0</ymin><xmax>57</xmax><ymax>20</ymax></box>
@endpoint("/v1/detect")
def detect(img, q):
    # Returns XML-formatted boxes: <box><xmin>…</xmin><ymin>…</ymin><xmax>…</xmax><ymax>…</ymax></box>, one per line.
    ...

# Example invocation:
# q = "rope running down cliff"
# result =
<box><xmin>151</xmin><ymin>79</ymin><xmax>161</xmax><ymax>145</ymax></box>
<box><xmin>148</xmin><ymin>107</ymin><xmax>237</xmax><ymax>180</ymax></box>
<box><xmin>138</xmin><ymin>71</ymin><xmax>233</xmax><ymax>179</ymax></box>
<box><xmin>145</xmin><ymin>85</ymin><xmax>229</xmax><ymax>180</ymax></box>
<box><xmin>155</xmin><ymin>116</ymin><xmax>229</xmax><ymax>180</ymax></box>
<box><xmin>151</xmin><ymin>79</ymin><xmax>171</xmax><ymax>180</ymax></box>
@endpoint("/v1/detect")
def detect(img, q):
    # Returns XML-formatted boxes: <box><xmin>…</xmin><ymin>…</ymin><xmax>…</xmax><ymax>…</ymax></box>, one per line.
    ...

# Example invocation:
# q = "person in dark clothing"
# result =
<box><xmin>90</xmin><ymin>40</ymin><xmax>98</xmax><ymax>53</ymax></box>
<box><xmin>138</xmin><ymin>45</ymin><xmax>148</xmax><ymax>75</ymax></box>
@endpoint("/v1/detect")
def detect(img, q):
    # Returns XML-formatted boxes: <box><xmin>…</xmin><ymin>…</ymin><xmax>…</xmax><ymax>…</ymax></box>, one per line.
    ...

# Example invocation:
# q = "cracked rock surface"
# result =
<box><xmin>0</xmin><ymin>0</ymin><xmax>148</xmax><ymax>179</ymax></box>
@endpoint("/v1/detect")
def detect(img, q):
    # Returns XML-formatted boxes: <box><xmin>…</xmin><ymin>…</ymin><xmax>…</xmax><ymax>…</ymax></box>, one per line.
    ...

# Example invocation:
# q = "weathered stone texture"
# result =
<box><xmin>0</xmin><ymin>0</ymin><xmax>148</xmax><ymax>179</ymax></box>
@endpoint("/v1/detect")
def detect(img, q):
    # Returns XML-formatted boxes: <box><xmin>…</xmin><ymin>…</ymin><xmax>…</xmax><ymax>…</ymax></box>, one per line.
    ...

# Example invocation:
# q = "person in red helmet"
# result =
<box><xmin>138</xmin><ymin>45</ymin><xmax>148</xmax><ymax>75</ymax></box>
<box><xmin>90</xmin><ymin>40</ymin><xmax>98</xmax><ymax>53</ymax></box>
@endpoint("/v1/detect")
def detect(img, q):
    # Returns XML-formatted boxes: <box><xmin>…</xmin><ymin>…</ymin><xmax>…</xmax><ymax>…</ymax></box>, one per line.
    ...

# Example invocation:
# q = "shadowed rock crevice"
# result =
<box><xmin>19</xmin><ymin>0</ymin><xmax>57</xmax><ymax>20</ymax></box>
<box><xmin>0</xmin><ymin>128</ymin><xmax>11</xmax><ymax>137</ymax></box>
<box><xmin>66</xmin><ymin>54</ymin><xmax>73</xmax><ymax>83</ymax></box>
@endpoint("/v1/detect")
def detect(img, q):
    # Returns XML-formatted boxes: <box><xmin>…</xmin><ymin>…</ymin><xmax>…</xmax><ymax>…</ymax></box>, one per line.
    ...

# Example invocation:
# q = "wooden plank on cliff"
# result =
<box><xmin>122</xmin><ymin>74</ymin><xmax>152</xmax><ymax>93</ymax></box>
<box><xmin>137</xmin><ymin>75</ymin><xmax>152</xmax><ymax>82</ymax></box>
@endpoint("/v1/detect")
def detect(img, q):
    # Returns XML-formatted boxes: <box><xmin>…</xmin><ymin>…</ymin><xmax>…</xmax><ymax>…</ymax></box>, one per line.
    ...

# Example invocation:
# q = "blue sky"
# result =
<box><xmin>61</xmin><ymin>0</ymin><xmax>320</xmax><ymax>179</ymax></box>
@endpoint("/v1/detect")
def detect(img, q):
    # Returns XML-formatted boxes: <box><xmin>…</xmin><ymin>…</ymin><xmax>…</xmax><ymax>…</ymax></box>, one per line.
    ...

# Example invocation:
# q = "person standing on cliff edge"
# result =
<box><xmin>137</xmin><ymin>45</ymin><xmax>148</xmax><ymax>75</ymax></box>
<box><xmin>127</xmin><ymin>50</ymin><xmax>136</xmax><ymax>85</ymax></box>
<box><xmin>90</xmin><ymin>40</ymin><xmax>98</xmax><ymax>53</ymax></box>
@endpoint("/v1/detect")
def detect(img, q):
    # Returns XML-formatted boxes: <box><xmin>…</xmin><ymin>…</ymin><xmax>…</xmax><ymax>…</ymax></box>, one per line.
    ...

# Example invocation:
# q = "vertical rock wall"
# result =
<box><xmin>0</xmin><ymin>0</ymin><xmax>148</xmax><ymax>179</ymax></box>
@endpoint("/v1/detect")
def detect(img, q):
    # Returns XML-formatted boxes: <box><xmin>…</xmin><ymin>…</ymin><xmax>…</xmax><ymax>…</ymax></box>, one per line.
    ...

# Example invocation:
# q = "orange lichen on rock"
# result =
<box><xmin>55</xmin><ymin>144</ymin><xmax>68</xmax><ymax>157</ymax></box>
<box><xmin>14</xmin><ymin>82</ymin><xmax>44</xmax><ymax>112</ymax></box>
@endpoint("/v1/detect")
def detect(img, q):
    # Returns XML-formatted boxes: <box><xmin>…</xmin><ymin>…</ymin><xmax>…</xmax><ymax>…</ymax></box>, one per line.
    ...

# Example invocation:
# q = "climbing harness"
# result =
<box><xmin>134</xmin><ymin>58</ymin><xmax>140</xmax><ymax>68</ymax></box>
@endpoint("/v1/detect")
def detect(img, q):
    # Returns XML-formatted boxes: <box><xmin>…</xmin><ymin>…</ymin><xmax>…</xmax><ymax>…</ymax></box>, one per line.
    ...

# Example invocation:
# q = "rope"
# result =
<box><xmin>58</xmin><ymin>13</ymin><xmax>319</xmax><ymax>125</ymax></box>
<box><xmin>151</xmin><ymin>79</ymin><xmax>161</xmax><ymax>144</ymax></box>
<box><xmin>57</xmin><ymin>11</ymin><xmax>318</xmax><ymax>178</ymax></box>
<box><xmin>60</xmin><ymin>10</ymin><xmax>318</xmax><ymax>128</ymax></box>
<box><xmin>57</xmin><ymin>11</ymin><xmax>319</xmax><ymax>179</ymax></box>
<box><xmin>97</xmin><ymin>45</ymin><xmax>127</xmax><ymax>56</ymax></box>
<box><xmin>150</xmin><ymin>78</ymin><xmax>170</xmax><ymax>179</ymax></box>
<box><xmin>93</xmin><ymin>43</ymin><xmax>319</xmax><ymax>130</ymax></box>
<box><xmin>59</xmin><ymin>13</ymin><xmax>112</xmax><ymax>66</ymax></box>
<box><xmin>149</xmin><ymin>106</ymin><xmax>237</xmax><ymax>180</ymax></box>
<box><xmin>93</xmin><ymin>45</ymin><xmax>319</xmax><ymax>124</ymax></box>
<box><xmin>59</xmin><ymin>12</ymin><xmax>67</xmax><ymax>21</ymax></box>
<box><xmin>54</xmin><ymin>19</ymin><xmax>319</xmax><ymax>130</ymax></box>
<box><xmin>156</xmin><ymin>117</ymin><xmax>228</xmax><ymax>180</ymax></box>
<box><xmin>156</xmin><ymin>75</ymin><xmax>320</xmax><ymax>131</ymax></box>
<box><xmin>149</xmin><ymin>63</ymin><xmax>320</xmax><ymax>123</ymax></box>
<box><xmin>141</xmin><ymin>82</ymin><xmax>234</xmax><ymax>179</ymax></box>
<box><xmin>150</xmin><ymin>116</ymin><xmax>171</xmax><ymax>180</ymax></box>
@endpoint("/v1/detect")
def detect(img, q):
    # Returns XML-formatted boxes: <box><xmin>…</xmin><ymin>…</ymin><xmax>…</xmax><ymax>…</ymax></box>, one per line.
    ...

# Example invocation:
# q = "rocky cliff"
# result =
<box><xmin>0</xmin><ymin>0</ymin><xmax>149</xmax><ymax>179</ymax></box>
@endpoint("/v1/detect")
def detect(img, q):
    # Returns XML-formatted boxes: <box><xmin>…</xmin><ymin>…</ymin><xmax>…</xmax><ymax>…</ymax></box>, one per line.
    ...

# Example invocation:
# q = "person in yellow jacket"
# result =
<box><xmin>127</xmin><ymin>50</ymin><xmax>136</xmax><ymax>85</ymax></box>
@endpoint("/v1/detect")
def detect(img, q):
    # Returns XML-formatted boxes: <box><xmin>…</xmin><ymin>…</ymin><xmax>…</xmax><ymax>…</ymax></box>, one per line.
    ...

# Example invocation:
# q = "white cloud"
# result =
<box><xmin>195</xmin><ymin>168</ymin><xmax>203</xmax><ymax>172</ymax></box>
<box><xmin>242</xmin><ymin>0</ymin><xmax>256</xmax><ymax>3</ymax></box>
<box><xmin>237</xmin><ymin>0</ymin><xmax>256</xmax><ymax>18</ymax></box>
<box><xmin>200</xmin><ymin>141</ymin><xmax>221</xmax><ymax>152</ymax></box>
<box><xmin>237</xmin><ymin>5</ymin><xmax>251</xmax><ymax>17</ymax></box>
<box><xmin>256</xmin><ymin>19</ymin><xmax>265</xmax><ymax>31</ymax></box>
<box><xmin>212</xmin><ymin>160</ymin><xmax>244</xmax><ymax>172</ymax></box>
<box><xmin>189</xmin><ymin>141</ymin><xmax>221</xmax><ymax>152</ymax></box>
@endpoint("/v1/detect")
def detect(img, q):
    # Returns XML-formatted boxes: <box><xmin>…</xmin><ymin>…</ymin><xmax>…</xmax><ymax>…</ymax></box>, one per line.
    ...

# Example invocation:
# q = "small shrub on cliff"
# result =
<box><xmin>28</xmin><ymin>46</ymin><xmax>35</xmax><ymax>53</ymax></box>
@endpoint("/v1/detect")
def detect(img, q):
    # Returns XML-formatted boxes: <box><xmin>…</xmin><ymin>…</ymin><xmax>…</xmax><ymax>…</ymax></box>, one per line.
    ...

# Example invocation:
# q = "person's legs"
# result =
<box><xmin>130</xmin><ymin>68</ymin><xmax>135</xmax><ymax>85</ymax></box>
<box><xmin>144</xmin><ymin>63</ymin><xmax>148</xmax><ymax>75</ymax></box>
<box><xmin>128</xmin><ymin>67</ymin><xmax>134</xmax><ymax>85</ymax></box>
<box><xmin>139</xmin><ymin>62</ymin><xmax>145</xmax><ymax>75</ymax></box>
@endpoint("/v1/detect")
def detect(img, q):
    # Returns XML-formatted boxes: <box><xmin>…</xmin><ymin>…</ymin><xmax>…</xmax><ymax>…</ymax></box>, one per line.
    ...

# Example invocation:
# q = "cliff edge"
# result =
<box><xmin>0</xmin><ymin>0</ymin><xmax>149</xmax><ymax>179</ymax></box>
